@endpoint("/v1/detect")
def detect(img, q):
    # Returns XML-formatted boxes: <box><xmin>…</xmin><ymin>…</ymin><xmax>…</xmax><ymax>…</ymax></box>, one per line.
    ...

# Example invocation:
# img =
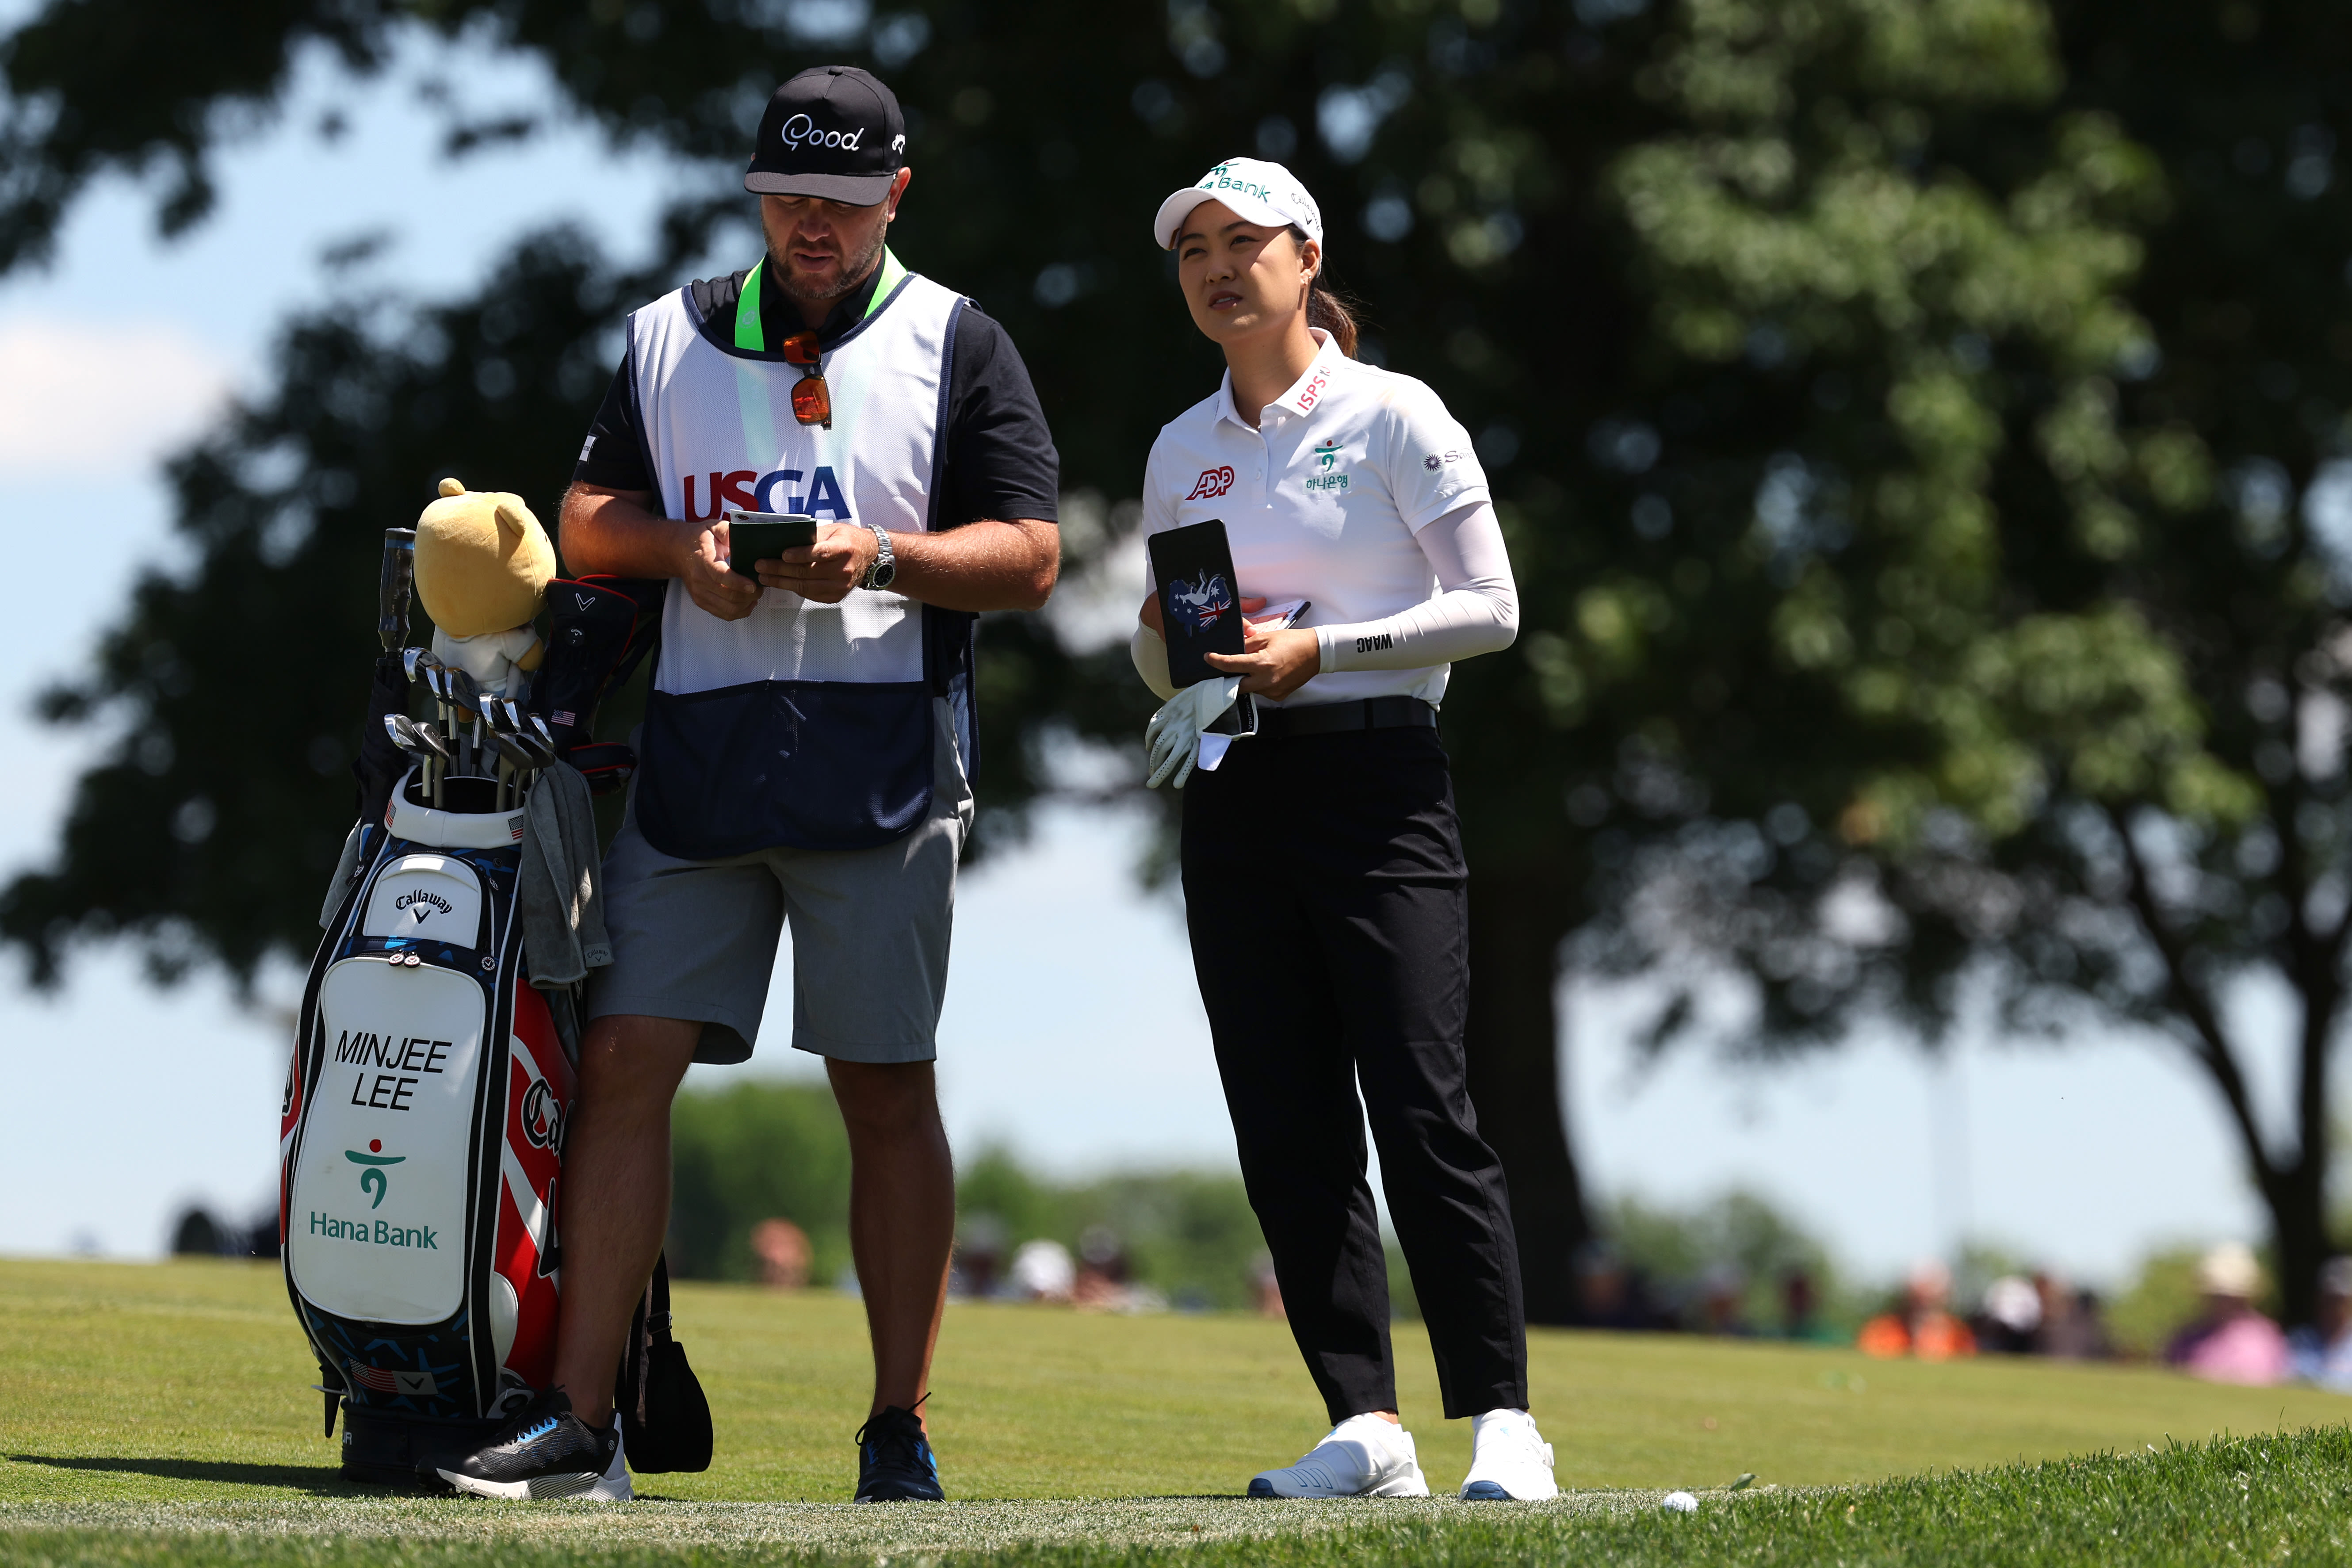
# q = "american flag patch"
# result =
<box><xmin>552</xmin><ymin>710</ymin><xmax>576</xmax><ymax>727</ymax></box>
<box><xmin>347</xmin><ymin>1362</ymin><xmax>399</xmax><ymax>1393</ymax></box>
<box><xmin>510</xmin><ymin>818</ymin><xmax>525</xmax><ymax>840</ymax></box>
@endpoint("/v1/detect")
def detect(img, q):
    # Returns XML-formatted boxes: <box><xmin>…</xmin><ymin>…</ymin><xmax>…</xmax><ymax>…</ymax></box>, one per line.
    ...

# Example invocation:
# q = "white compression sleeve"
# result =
<box><xmin>1131</xmin><ymin>623</ymin><xmax>1177</xmax><ymax>700</ymax></box>
<box><xmin>1314</xmin><ymin>501</ymin><xmax>1519</xmax><ymax>673</ymax></box>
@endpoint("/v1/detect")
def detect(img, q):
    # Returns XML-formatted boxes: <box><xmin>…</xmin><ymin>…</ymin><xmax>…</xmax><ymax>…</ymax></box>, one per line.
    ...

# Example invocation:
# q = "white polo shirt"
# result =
<box><xmin>1141</xmin><ymin>330</ymin><xmax>1490</xmax><ymax>707</ymax></box>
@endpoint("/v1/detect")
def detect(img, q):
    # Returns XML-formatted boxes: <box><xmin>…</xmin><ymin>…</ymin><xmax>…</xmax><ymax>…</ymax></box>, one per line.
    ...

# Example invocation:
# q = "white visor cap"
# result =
<box><xmin>1155</xmin><ymin>158</ymin><xmax>1324</xmax><ymax>252</ymax></box>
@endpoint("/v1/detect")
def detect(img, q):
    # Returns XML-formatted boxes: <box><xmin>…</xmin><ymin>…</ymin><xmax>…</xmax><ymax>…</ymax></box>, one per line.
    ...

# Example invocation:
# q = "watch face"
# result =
<box><xmin>871</xmin><ymin>561</ymin><xmax>897</xmax><ymax>588</ymax></box>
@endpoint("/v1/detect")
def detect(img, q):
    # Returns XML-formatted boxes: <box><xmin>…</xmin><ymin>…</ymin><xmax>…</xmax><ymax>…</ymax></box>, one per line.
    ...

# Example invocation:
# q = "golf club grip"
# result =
<box><xmin>379</xmin><ymin>528</ymin><xmax>417</xmax><ymax>653</ymax></box>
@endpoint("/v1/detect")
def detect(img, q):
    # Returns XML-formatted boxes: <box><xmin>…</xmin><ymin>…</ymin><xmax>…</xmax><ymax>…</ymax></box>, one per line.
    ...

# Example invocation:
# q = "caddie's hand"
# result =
<box><xmin>759</xmin><ymin>523</ymin><xmax>878</xmax><ymax>604</ymax></box>
<box><xmin>1206</xmin><ymin>625</ymin><xmax>1320</xmax><ymax>700</ymax></box>
<box><xmin>683</xmin><ymin>520</ymin><xmax>761</xmax><ymax>622</ymax></box>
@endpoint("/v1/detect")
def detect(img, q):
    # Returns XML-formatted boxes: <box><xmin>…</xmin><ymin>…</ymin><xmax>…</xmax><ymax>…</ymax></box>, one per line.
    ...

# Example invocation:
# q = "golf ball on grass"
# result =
<box><xmin>1661</xmin><ymin>1490</ymin><xmax>1699</xmax><ymax>1513</ymax></box>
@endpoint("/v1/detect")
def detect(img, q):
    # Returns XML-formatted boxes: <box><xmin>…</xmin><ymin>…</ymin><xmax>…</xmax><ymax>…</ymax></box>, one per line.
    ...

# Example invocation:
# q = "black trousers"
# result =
<box><xmin>1181</xmin><ymin>724</ymin><xmax>1529</xmax><ymax>1422</ymax></box>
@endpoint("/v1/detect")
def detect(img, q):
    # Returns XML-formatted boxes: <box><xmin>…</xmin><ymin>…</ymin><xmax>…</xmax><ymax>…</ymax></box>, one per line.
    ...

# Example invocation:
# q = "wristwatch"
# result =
<box><xmin>860</xmin><ymin>524</ymin><xmax>897</xmax><ymax>591</ymax></box>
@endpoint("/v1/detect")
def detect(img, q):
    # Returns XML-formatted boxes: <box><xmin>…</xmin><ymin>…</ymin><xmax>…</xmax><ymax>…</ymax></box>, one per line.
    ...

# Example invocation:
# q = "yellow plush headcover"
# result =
<box><xmin>413</xmin><ymin>477</ymin><xmax>556</xmax><ymax>638</ymax></box>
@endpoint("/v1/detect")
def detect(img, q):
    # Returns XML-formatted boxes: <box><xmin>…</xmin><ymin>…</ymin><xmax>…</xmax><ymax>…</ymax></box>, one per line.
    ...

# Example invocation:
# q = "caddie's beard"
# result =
<box><xmin>770</xmin><ymin>219</ymin><xmax>891</xmax><ymax>306</ymax></box>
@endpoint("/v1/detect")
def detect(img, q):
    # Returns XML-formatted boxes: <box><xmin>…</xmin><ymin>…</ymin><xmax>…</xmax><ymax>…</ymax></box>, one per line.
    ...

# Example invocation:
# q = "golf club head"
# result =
<box><xmin>490</xmin><ymin>733</ymin><xmax>537</xmax><ymax>773</ymax></box>
<box><xmin>517</xmin><ymin>730</ymin><xmax>560</xmax><ymax>768</ymax></box>
<box><xmin>402</xmin><ymin>647</ymin><xmax>439</xmax><ymax>685</ymax></box>
<box><xmin>444</xmin><ymin>667</ymin><xmax>482</xmax><ymax>720</ymax></box>
<box><xmin>382</xmin><ymin>713</ymin><xmax>423</xmax><ymax>754</ymax></box>
<box><xmin>407</xmin><ymin>720</ymin><xmax>453</xmax><ymax>762</ymax></box>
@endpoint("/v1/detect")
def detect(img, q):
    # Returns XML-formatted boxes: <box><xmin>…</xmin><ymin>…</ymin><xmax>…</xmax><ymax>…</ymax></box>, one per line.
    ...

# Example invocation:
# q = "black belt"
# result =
<box><xmin>1250</xmin><ymin>696</ymin><xmax>1438</xmax><ymax>740</ymax></box>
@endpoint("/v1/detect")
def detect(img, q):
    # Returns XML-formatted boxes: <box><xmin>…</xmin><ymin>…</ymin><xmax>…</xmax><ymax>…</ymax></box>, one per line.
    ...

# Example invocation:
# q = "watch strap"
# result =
<box><xmin>861</xmin><ymin>524</ymin><xmax>895</xmax><ymax>589</ymax></box>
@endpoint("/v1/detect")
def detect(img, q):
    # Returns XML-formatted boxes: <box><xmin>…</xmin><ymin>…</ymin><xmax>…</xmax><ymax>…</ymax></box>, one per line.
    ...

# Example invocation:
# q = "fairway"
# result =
<box><xmin>6</xmin><ymin>1257</ymin><xmax>2352</xmax><ymax>1564</ymax></box>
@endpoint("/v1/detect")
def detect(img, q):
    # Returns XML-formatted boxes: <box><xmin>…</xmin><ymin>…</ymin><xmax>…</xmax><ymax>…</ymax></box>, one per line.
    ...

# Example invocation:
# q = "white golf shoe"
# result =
<box><xmin>1248</xmin><ymin>1413</ymin><xmax>1430</xmax><ymax>1499</ymax></box>
<box><xmin>1459</xmin><ymin>1408</ymin><xmax>1557</xmax><ymax>1500</ymax></box>
<box><xmin>583</xmin><ymin>1422</ymin><xmax>634</xmax><ymax>1501</ymax></box>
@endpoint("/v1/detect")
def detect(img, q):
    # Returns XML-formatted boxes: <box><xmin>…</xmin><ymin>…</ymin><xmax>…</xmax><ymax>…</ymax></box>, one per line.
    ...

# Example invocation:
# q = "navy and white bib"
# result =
<box><xmin>624</xmin><ymin>260</ymin><xmax>974</xmax><ymax>858</ymax></box>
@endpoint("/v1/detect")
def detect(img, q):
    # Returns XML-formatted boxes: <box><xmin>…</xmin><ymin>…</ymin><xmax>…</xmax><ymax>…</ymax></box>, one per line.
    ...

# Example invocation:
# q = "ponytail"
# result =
<box><xmin>1308</xmin><ymin>286</ymin><xmax>1360</xmax><ymax>359</ymax></box>
<box><xmin>1289</xmin><ymin>223</ymin><xmax>1361</xmax><ymax>359</ymax></box>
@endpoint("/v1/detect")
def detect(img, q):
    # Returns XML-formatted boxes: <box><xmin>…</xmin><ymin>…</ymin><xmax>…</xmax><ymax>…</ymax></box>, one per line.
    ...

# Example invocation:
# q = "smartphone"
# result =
<box><xmin>724</xmin><ymin>510</ymin><xmax>818</xmax><ymax>578</ymax></box>
<box><xmin>1147</xmin><ymin>519</ymin><xmax>1246</xmax><ymax>687</ymax></box>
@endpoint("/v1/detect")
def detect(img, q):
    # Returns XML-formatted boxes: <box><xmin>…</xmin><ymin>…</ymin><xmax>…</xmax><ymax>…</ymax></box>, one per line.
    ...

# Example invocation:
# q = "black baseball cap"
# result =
<box><xmin>745</xmin><ymin>67</ymin><xmax>906</xmax><ymax>207</ymax></box>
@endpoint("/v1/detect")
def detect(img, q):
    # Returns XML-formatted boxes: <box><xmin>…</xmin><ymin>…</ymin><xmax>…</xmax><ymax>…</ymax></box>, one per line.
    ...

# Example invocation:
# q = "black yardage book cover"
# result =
<box><xmin>1148</xmin><ymin>519</ymin><xmax>1245</xmax><ymax>688</ymax></box>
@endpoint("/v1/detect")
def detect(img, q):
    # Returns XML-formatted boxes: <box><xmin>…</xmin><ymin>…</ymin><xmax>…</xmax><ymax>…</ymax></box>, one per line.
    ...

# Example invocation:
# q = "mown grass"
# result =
<box><xmin>5</xmin><ymin>1258</ymin><xmax>2352</xmax><ymax>1564</ymax></box>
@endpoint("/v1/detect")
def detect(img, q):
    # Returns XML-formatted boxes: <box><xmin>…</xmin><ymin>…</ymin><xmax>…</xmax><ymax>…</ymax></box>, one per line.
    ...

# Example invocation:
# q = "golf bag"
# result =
<box><xmin>528</xmin><ymin>575</ymin><xmax>667</xmax><ymax>795</ymax></box>
<box><xmin>281</xmin><ymin>770</ymin><xmax>571</xmax><ymax>1484</ymax></box>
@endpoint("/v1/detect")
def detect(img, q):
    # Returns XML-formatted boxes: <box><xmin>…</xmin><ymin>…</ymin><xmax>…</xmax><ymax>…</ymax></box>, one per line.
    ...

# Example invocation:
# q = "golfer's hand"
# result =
<box><xmin>760</xmin><ymin>524</ymin><xmax>878</xmax><ymax>604</ymax></box>
<box><xmin>1206</xmin><ymin>623</ymin><xmax>1319</xmax><ymax>700</ymax></box>
<box><xmin>684</xmin><ymin>520</ymin><xmax>760</xmax><ymax>621</ymax></box>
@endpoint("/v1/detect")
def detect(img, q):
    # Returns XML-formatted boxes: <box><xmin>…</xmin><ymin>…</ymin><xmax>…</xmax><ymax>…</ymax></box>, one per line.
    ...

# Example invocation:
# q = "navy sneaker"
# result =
<box><xmin>433</xmin><ymin>1389</ymin><xmax>631</xmax><ymax>1500</ymax></box>
<box><xmin>854</xmin><ymin>1404</ymin><xmax>944</xmax><ymax>1502</ymax></box>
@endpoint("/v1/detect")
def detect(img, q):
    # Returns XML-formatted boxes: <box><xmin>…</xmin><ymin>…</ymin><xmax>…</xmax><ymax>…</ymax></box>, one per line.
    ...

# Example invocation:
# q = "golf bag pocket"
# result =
<box><xmin>635</xmin><ymin>677</ymin><xmax>933</xmax><ymax>859</ymax></box>
<box><xmin>289</xmin><ymin>956</ymin><xmax>485</xmax><ymax>1325</ymax></box>
<box><xmin>284</xmin><ymin>768</ymin><xmax>572</xmax><ymax>1481</ymax></box>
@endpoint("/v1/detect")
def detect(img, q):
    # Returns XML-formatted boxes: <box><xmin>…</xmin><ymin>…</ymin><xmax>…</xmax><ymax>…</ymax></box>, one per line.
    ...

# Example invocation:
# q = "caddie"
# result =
<box><xmin>435</xmin><ymin>65</ymin><xmax>1060</xmax><ymax>1503</ymax></box>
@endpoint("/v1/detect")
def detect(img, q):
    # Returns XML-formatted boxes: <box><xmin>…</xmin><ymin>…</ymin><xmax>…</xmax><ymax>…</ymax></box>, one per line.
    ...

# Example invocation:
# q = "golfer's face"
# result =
<box><xmin>1175</xmin><ymin>200</ymin><xmax>1313</xmax><ymax>345</ymax></box>
<box><xmin>761</xmin><ymin>191</ymin><xmax>890</xmax><ymax>294</ymax></box>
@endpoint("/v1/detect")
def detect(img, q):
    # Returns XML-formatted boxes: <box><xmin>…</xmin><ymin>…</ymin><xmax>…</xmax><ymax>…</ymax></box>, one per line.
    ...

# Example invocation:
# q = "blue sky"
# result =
<box><xmin>0</xmin><ymin>22</ymin><xmax>2278</xmax><ymax>1286</ymax></box>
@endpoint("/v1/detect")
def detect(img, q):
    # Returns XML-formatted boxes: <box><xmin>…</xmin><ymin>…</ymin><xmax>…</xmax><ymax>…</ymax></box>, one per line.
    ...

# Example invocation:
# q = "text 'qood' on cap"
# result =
<box><xmin>745</xmin><ymin>66</ymin><xmax>906</xmax><ymax>207</ymax></box>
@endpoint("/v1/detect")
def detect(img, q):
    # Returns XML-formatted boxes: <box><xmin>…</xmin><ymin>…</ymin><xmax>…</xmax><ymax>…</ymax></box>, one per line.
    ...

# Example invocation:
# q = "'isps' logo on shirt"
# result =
<box><xmin>1186</xmin><ymin>466</ymin><xmax>1236</xmax><ymax>500</ymax></box>
<box><xmin>681</xmin><ymin>466</ymin><xmax>853</xmax><ymax>521</ymax></box>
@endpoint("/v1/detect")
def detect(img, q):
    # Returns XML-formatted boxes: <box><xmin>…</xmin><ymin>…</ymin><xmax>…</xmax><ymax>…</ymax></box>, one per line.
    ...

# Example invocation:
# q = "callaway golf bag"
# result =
<box><xmin>282</xmin><ymin>539</ymin><xmax>678</xmax><ymax>1484</ymax></box>
<box><xmin>282</xmin><ymin>779</ymin><xmax>569</xmax><ymax>1483</ymax></box>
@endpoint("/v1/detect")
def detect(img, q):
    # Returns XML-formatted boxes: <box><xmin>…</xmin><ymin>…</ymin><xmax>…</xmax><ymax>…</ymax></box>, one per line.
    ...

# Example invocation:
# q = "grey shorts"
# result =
<box><xmin>586</xmin><ymin>700</ymin><xmax>975</xmax><ymax>1066</ymax></box>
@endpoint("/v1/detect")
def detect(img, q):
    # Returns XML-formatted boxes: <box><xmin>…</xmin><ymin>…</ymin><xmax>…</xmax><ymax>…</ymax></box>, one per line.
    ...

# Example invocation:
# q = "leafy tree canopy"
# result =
<box><xmin>8</xmin><ymin>0</ymin><xmax>2352</xmax><ymax>1319</ymax></box>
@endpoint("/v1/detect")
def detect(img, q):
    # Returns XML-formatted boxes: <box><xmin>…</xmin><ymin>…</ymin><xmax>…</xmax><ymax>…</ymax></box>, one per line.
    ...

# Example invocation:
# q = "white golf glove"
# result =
<box><xmin>1145</xmin><ymin>675</ymin><xmax>1242</xmax><ymax>790</ymax></box>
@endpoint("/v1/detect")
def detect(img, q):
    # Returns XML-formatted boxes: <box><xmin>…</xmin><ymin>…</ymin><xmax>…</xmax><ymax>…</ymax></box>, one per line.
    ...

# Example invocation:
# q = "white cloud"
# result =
<box><xmin>0</xmin><ymin>316</ymin><xmax>234</xmax><ymax>474</ymax></box>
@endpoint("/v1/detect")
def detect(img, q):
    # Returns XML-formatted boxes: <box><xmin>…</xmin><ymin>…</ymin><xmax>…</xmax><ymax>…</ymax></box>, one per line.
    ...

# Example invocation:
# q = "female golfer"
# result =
<box><xmin>1131</xmin><ymin>159</ymin><xmax>1552</xmax><ymax>1502</ymax></box>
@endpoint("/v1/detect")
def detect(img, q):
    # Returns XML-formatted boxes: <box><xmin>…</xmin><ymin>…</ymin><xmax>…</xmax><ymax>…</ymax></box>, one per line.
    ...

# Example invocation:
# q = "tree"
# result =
<box><xmin>1574</xmin><ymin>0</ymin><xmax>2352</xmax><ymax>1326</ymax></box>
<box><xmin>0</xmin><ymin>0</ymin><xmax>1655</xmax><ymax>1318</ymax></box>
<box><xmin>11</xmin><ymin>0</ymin><xmax>2329</xmax><ymax>1323</ymax></box>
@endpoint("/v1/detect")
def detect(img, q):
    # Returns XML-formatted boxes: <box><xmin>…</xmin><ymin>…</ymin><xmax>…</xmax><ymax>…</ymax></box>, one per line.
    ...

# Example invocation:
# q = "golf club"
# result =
<box><xmin>412</xmin><ymin>719</ymin><xmax>453</xmax><ymax>810</ymax></box>
<box><xmin>489</xmin><ymin>732</ymin><xmax>536</xmax><ymax>811</ymax></box>
<box><xmin>444</xmin><ymin>668</ymin><xmax>484</xmax><ymax>780</ymax></box>
<box><xmin>378</xmin><ymin>528</ymin><xmax>416</xmax><ymax>655</ymax></box>
<box><xmin>403</xmin><ymin>650</ymin><xmax>448</xmax><ymax>802</ymax></box>
<box><xmin>382</xmin><ymin>713</ymin><xmax>453</xmax><ymax>809</ymax></box>
<box><xmin>478</xmin><ymin>698</ymin><xmax>514</xmax><ymax>807</ymax></box>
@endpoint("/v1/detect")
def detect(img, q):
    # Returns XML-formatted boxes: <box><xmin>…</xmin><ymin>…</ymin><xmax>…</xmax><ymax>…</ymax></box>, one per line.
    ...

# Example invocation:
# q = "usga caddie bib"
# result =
<box><xmin>622</xmin><ymin>252</ymin><xmax>976</xmax><ymax>859</ymax></box>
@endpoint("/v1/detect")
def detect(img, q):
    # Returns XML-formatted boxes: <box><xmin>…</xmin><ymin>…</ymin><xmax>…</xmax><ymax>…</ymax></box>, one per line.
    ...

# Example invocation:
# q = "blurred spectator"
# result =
<box><xmin>749</xmin><ymin>1218</ymin><xmax>811</xmax><ymax>1290</ymax></box>
<box><xmin>949</xmin><ymin>1213</ymin><xmax>1009</xmax><ymax>1300</ymax></box>
<box><xmin>1859</xmin><ymin>1260</ymin><xmax>1977</xmax><ymax>1360</ymax></box>
<box><xmin>171</xmin><ymin>1207</ymin><xmax>227</xmax><ymax>1257</ymax></box>
<box><xmin>1576</xmin><ymin>1243</ymin><xmax>1664</xmax><ymax>1330</ymax></box>
<box><xmin>1073</xmin><ymin>1225</ymin><xmax>1133</xmax><ymax>1311</ymax></box>
<box><xmin>170</xmin><ymin>1205</ymin><xmax>277</xmax><ymax>1259</ymax></box>
<box><xmin>1009</xmin><ymin>1238</ymin><xmax>1075</xmax><ymax>1303</ymax></box>
<box><xmin>1249</xmin><ymin>1251</ymin><xmax>1285</xmax><ymax>1319</ymax></box>
<box><xmin>2034</xmin><ymin>1274</ymin><xmax>2113</xmax><ymax>1360</ymax></box>
<box><xmin>2166</xmin><ymin>1242</ymin><xmax>2287</xmax><ymax>1385</ymax></box>
<box><xmin>1698</xmin><ymin>1264</ymin><xmax>1752</xmax><ymax>1336</ymax></box>
<box><xmin>1976</xmin><ymin>1274</ymin><xmax>2043</xmax><ymax>1354</ymax></box>
<box><xmin>2289</xmin><ymin>1255</ymin><xmax>2352</xmax><ymax>1391</ymax></box>
<box><xmin>1781</xmin><ymin>1266</ymin><xmax>1824</xmax><ymax>1340</ymax></box>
